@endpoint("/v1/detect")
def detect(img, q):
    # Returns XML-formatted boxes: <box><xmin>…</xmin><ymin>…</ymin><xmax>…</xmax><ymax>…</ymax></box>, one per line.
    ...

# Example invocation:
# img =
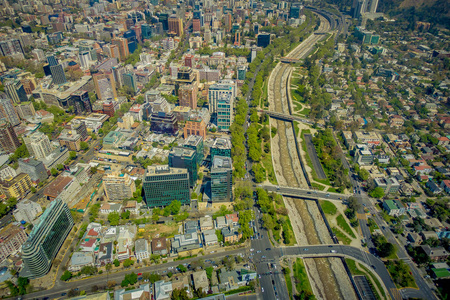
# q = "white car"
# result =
<box><xmin>262</xmin><ymin>287</ymin><xmax>264</xmax><ymax>292</ymax></box>
<box><xmin>250</xmin><ymin>248</ymin><xmax>254</xmax><ymax>252</ymax></box>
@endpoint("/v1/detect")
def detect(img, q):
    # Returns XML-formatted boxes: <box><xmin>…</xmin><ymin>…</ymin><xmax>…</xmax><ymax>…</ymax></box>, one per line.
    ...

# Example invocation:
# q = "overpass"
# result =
<box><xmin>257</xmin><ymin>184</ymin><xmax>349</xmax><ymax>202</ymax></box>
<box><xmin>261</xmin><ymin>110</ymin><xmax>325</xmax><ymax>128</ymax></box>
<box><xmin>280</xmin><ymin>57</ymin><xmax>301</xmax><ymax>64</ymax></box>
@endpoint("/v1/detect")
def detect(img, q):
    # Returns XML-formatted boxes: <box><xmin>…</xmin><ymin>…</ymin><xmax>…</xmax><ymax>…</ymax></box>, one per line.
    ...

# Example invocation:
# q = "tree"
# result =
<box><xmin>113</xmin><ymin>259</ymin><xmax>120</xmax><ymax>267</ymax></box>
<box><xmin>123</xmin><ymin>258</ymin><xmax>134</xmax><ymax>268</ymax></box>
<box><xmin>171</xmin><ymin>287</ymin><xmax>190</xmax><ymax>300</ymax></box>
<box><xmin>69</xmin><ymin>151</ymin><xmax>77</xmax><ymax>160</ymax></box>
<box><xmin>206</xmin><ymin>266</ymin><xmax>214</xmax><ymax>280</ymax></box>
<box><xmin>169</xmin><ymin>200</ymin><xmax>182</xmax><ymax>215</ymax></box>
<box><xmin>51</xmin><ymin>168</ymin><xmax>58</xmax><ymax>176</ymax></box>
<box><xmin>80</xmin><ymin>141</ymin><xmax>89</xmax><ymax>151</ymax></box>
<box><xmin>30</xmin><ymin>186</ymin><xmax>36</xmax><ymax>193</ymax></box>
<box><xmin>61</xmin><ymin>270</ymin><xmax>72</xmax><ymax>281</ymax></box>
<box><xmin>177</xmin><ymin>264</ymin><xmax>187</xmax><ymax>273</ymax></box>
<box><xmin>56</xmin><ymin>164</ymin><xmax>64</xmax><ymax>171</ymax></box>
<box><xmin>108</xmin><ymin>212</ymin><xmax>120</xmax><ymax>225</ymax></box>
<box><xmin>369</xmin><ymin>187</ymin><xmax>385</xmax><ymax>199</ymax></box>
<box><xmin>358</xmin><ymin>168</ymin><xmax>369</xmax><ymax>181</ymax></box>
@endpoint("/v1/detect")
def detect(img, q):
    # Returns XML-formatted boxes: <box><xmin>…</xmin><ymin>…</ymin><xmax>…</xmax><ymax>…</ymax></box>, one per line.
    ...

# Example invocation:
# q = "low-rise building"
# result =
<box><xmin>192</xmin><ymin>270</ymin><xmax>209</xmax><ymax>294</ymax></box>
<box><xmin>100</xmin><ymin>203</ymin><xmax>122</xmax><ymax>214</ymax></box>
<box><xmin>222</xmin><ymin>226</ymin><xmax>242</xmax><ymax>243</ymax></box>
<box><xmin>171</xmin><ymin>232</ymin><xmax>202</xmax><ymax>256</ymax></box>
<box><xmin>421</xmin><ymin>245</ymin><xmax>449</xmax><ymax>262</ymax></box>
<box><xmin>203</xmin><ymin>229</ymin><xmax>218</xmax><ymax>247</ymax></box>
<box><xmin>200</xmin><ymin>215</ymin><xmax>213</xmax><ymax>231</ymax></box>
<box><xmin>69</xmin><ymin>252</ymin><xmax>94</xmax><ymax>272</ymax></box>
<box><xmin>151</xmin><ymin>237</ymin><xmax>168</xmax><ymax>255</ymax></box>
<box><xmin>115</xmin><ymin>284</ymin><xmax>151</xmax><ymax>300</ymax></box>
<box><xmin>13</xmin><ymin>199</ymin><xmax>42</xmax><ymax>223</ymax></box>
<box><xmin>97</xmin><ymin>242</ymin><xmax>113</xmax><ymax>266</ymax></box>
<box><xmin>135</xmin><ymin>239</ymin><xmax>149</xmax><ymax>261</ymax></box>
<box><xmin>154</xmin><ymin>280</ymin><xmax>172</xmax><ymax>300</ymax></box>
<box><xmin>373</xmin><ymin>177</ymin><xmax>400</xmax><ymax>194</ymax></box>
<box><xmin>382</xmin><ymin>200</ymin><xmax>405</xmax><ymax>216</ymax></box>
<box><xmin>102</xmin><ymin>172</ymin><xmax>136</xmax><ymax>201</ymax></box>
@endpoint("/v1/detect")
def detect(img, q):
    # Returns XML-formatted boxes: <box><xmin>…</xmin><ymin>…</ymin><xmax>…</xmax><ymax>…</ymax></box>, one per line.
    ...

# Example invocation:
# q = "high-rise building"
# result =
<box><xmin>150</xmin><ymin>112</ymin><xmax>178</xmax><ymax>135</ymax></box>
<box><xmin>289</xmin><ymin>3</ymin><xmax>302</xmax><ymax>19</ymax></box>
<box><xmin>23</xmin><ymin>131</ymin><xmax>53</xmax><ymax>159</ymax></box>
<box><xmin>234</xmin><ymin>31</ymin><xmax>241</xmax><ymax>46</ymax></box>
<box><xmin>71</xmin><ymin>90</ymin><xmax>92</xmax><ymax>114</ymax></box>
<box><xmin>20</xmin><ymin>78</ymin><xmax>35</xmax><ymax>95</ymax></box>
<box><xmin>4</xmin><ymin>79</ymin><xmax>28</xmax><ymax>104</ymax></box>
<box><xmin>122</xmin><ymin>73</ymin><xmax>137</xmax><ymax>93</ymax></box>
<box><xmin>112</xmin><ymin>38</ymin><xmax>130</xmax><ymax>61</ymax></box>
<box><xmin>208</xmin><ymin>80</ymin><xmax>236</xmax><ymax>114</ymax></box>
<box><xmin>184</xmin><ymin>54</ymin><xmax>193</xmax><ymax>67</ymax></box>
<box><xmin>237</xmin><ymin>66</ymin><xmax>247</xmax><ymax>81</ymax></box>
<box><xmin>184</xmin><ymin>119</ymin><xmax>207</xmax><ymax>139</ymax></box>
<box><xmin>178</xmin><ymin>83</ymin><xmax>197</xmax><ymax>109</ymax></box>
<box><xmin>211</xmin><ymin>156</ymin><xmax>233</xmax><ymax>202</ymax></box>
<box><xmin>21</xmin><ymin>198</ymin><xmax>74</xmax><ymax>278</ymax></box>
<box><xmin>93</xmin><ymin>71</ymin><xmax>117</xmax><ymax>100</ymax></box>
<box><xmin>141</xmin><ymin>24</ymin><xmax>152</xmax><ymax>39</ymax></box>
<box><xmin>182</xmin><ymin>135</ymin><xmax>204</xmax><ymax>165</ymax></box>
<box><xmin>102</xmin><ymin>172</ymin><xmax>136</xmax><ymax>201</ymax></box>
<box><xmin>143</xmin><ymin>165</ymin><xmax>190</xmax><ymax>208</ymax></box>
<box><xmin>0</xmin><ymin>173</ymin><xmax>32</xmax><ymax>199</ymax></box>
<box><xmin>0</xmin><ymin>225</ymin><xmax>28</xmax><ymax>264</ymax></box>
<box><xmin>368</xmin><ymin>0</ymin><xmax>378</xmax><ymax>13</ymax></box>
<box><xmin>15</xmin><ymin>102</ymin><xmax>35</xmax><ymax>119</ymax></box>
<box><xmin>0</xmin><ymin>118</ymin><xmax>20</xmax><ymax>153</ymax></box>
<box><xmin>216</xmin><ymin>94</ymin><xmax>233</xmax><ymax>131</ymax></box>
<box><xmin>102</xmin><ymin>101</ymin><xmax>115</xmax><ymax>117</ymax></box>
<box><xmin>257</xmin><ymin>33</ymin><xmax>271</xmax><ymax>48</ymax></box>
<box><xmin>210</xmin><ymin>137</ymin><xmax>231</xmax><ymax>162</ymax></box>
<box><xmin>78</xmin><ymin>51</ymin><xmax>91</xmax><ymax>69</ymax></box>
<box><xmin>46</xmin><ymin>55</ymin><xmax>58</xmax><ymax>66</ymax></box>
<box><xmin>50</xmin><ymin>64</ymin><xmax>67</xmax><ymax>85</ymax></box>
<box><xmin>0</xmin><ymin>39</ymin><xmax>24</xmax><ymax>57</ymax></box>
<box><xmin>169</xmin><ymin>147</ymin><xmax>198</xmax><ymax>187</ymax></box>
<box><xmin>168</xmin><ymin>16</ymin><xmax>183</xmax><ymax>37</ymax></box>
<box><xmin>18</xmin><ymin>158</ymin><xmax>48</xmax><ymax>183</ymax></box>
<box><xmin>0</xmin><ymin>94</ymin><xmax>20</xmax><ymax>126</ymax></box>
<box><xmin>112</xmin><ymin>65</ymin><xmax>126</xmax><ymax>88</ymax></box>
<box><xmin>31</xmin><ymin>49</ymin><xmax>45</xmax><ymax>61</ymax></box>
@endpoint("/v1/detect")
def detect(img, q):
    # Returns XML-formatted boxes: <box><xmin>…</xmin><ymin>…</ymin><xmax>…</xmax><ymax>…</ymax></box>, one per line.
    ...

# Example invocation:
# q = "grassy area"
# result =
<box><xmin>368</xmin><ymin>218</ymin><xmax>379</xmax><ymax>233</ymax></box>
<box><xmin>224</xmin><ymin>285</ymin><xmax>253</xmax><ymax>295</ymax></box>
<box><xmin>293</xmin><ymin>258</ymin><xmax>314</xmax><ymax>297</ymax></box>
<box><xmin>298</xmin><ymin>107</ymin><xmax>311</xmax><ymax>116</ymax></box>
<box><xmin>293</xmin><ymin>121</ymin><xmax>300</xmax><ymax>136</ymax></box>
<box><xmin>327</xmin><ymin>187</ymin><xmax>343</xmax><ymax>194</ymax></box>
<box><xmin>262</xmin><ymin>151</ymin><xmax>278</xmax><ymax>185</ymax></box>
<box><xmin>332</xmin><ymin>227</ymin><xmax>352</xmax><ymax>245</ymax></box>
<box><xmin>385</xmin><ymin>244</ymin><xmax>398</xmax><ymax>260</ymax></box>
<box><xmin>283</xmin><ymin>267</ymin><xmax>293</xmax><ymax>299</ymax></box>
<box><xmin>345</xmin><ymin>259</ymin><xmax>385</xmax><ymax>300</ymax></box>
<box><xmin>336</xmin><ymin>214</ymin><xmax>357</xmax><ymax>238</ymax></box>
<box><xmin>311</xmin><ymin>182</ymin><xmax>326</xmax><ymax>191</ymax></box>
<box><xmin>320</xmin><ymin>200</ymin><xmax>337</xmax><ymax>215</ymax></box>
<box><xmin>386</xmin><ymin>260</ymin><xmax>418</xmax><ymax>289</ymax></box>
<box><xmin>292</xmin><ymin>101</ymin><xmax>303</xmax><ymax>112</ymax></box>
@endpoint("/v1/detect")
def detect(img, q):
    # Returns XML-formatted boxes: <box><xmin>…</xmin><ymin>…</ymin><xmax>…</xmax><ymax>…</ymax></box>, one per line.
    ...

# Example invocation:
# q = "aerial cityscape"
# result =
<box><xmin>0</xmin><ymin>0</ymin><xmax>448</xmax><ymax>299</ymax></box>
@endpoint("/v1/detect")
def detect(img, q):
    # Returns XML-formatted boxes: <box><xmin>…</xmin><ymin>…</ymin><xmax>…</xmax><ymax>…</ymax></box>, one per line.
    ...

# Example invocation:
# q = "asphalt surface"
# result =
<box><xmin>303</xmin><ymin>133</ymin><xmax>327</xmax><ymax>179</ymax></box>
<box><xmin>258</xmin><ymin>184</ymin><xmax>349</xmax><ymax>202</ymax></box>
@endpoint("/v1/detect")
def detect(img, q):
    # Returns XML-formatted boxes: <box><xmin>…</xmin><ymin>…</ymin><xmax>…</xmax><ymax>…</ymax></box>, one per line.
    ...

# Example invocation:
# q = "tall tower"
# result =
<box><xmin>168</xmin><ymin>16</ymin><xmax>183</xmax><ymax>37</ymax></box>
<box><xmin>112</xmin><ymin>38</ymin><xmax>130</xmax><ymax>61</ymax></box>
<box><xmin>0</xmin><ymin>118</ymin><xmax>21</xmax><ymax>153</ymax></box>
<box><xmin>0</xmin><ymin>94</ymin><xmax>20</xmax><ymax>126</ymax></box>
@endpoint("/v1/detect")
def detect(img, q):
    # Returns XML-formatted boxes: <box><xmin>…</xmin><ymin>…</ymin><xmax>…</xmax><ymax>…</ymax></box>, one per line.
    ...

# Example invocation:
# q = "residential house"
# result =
<box><xmin>171</xmin><ymin>275</ymin><xmax>191</xmax><ymax>298</ymax></box>
<box><xmin>222</xmin><ymin>226</ymin><xmax>242</xmax><ymax>243</ymax></box>
<box><xmin>225</xmin><ymin>214</ymin><xmax>239</xmax><ymax>226</ymax></box>
<box><xmin>154</xmin><ymin>280</ymin><xmax>172</xmax><ymax>300</ymax></box>
<box><xmin>407</xmin><ymin>232</ymin><xmax>422</xmax><ymax>245</ymax></box>
<box><xmin>171</xmin><ymin>232</ymin><xmax>202</xmax><ymax>256</ymax></box>
<box><xmin>426</xmin><ymin>180</ymin><xmax>442</xmax><ymax>194</ymax></box>
<box><xmin>100</xmin><ymin>203</ymin><xmax>122</xmax><ymax>214</ymax></box>
<box><xmin>97</xmin><ymin>242</ymin><xmax>113</xmax><ymax>266</ymax></box>
<box><xmin>135</xmin><ymin>239</ymin><xmax>149</xmax><ymax>261</ymax></box>
<box><xmin>185</xmin><ymin>220</ymin><xmax>199</xmax><ymax>234</ymax></box>
<box><xmin>115</xmin><ymin>284</ymin><xmax>151</xmax><ymax>300</ymax></box>
<box><xmin>151</xmin><ymin>237</ymin><xmax>168</xmax><ymax>255</ymax></box>
<box><xmin>420</xmin><ymin>245</ymin><xmax>449</xmax><ymax>262</ymax></box>
<box><xmin>421</xmin><ymin>231</ymin><xmax>439</xmax><ymax>240</ymax></box>
<box><xmin>80</xmin><ymin>238</ymin><xmax>97</xmax><ymax>252</ymax></box>
<box><xmin>192</xmin><ymin>270</ymin><xmax>209</xmax><ymax>294</ymax></box>
<box><xmin>440</xmin><ymin>180</ymin><xmax>450</xmax><ymax>194</ymax></box>
<box><xmin>200</xmin><ymin>216</ymin><xmax>213</xmax><ymax>231</ymax></box>
<box><xmin>215</xmin><ymin>216</ymin><xmax>227</xmax><ymax>229</ymax></box>
<box><xmin>69</xmin><ymin>252</ymin><xmax>95</xmax><ymax>272</ymax></box>
<box><xmin>203</xmin><ymin>229</ymin><xmax>218</xmax><ymax>247</ymax></box>
<box><xmin>382</xmin><ymin>200</ymin><xmax>405</xmax><ymax>216</ymax></box>
<box><xmin>218</xmin><ymin>270</ymin><xmax>245</xmax><ymax>291</ymax></box>
<box><xmin>124</xmin><ymin>201</ymin><xmax>139</xmax><ymax>215</ymax></box>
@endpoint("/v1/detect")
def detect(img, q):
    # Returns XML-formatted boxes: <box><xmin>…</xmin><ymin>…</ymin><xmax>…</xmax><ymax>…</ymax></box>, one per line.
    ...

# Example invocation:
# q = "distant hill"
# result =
<box><xmin>378</xmin><ymin>0</ymin><xmax>449</xmax><ymax>29</ymax></box>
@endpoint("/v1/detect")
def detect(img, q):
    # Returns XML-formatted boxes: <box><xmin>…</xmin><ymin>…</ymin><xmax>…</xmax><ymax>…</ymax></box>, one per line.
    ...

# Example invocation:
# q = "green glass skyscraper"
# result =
<box><xmin>143</xmin><ymin>165</ymin><xmax>190</xmax><ymax>208</ymax></box>
<box><xmin>168</xmin><ymin>147</ymin><xmax>198</xmax><ymax>187</ymax></box>
<box><xmin>211</xmin><ymin>156</ymin><xmax>233</xmax><ymax>202</ymax></box>
<box><xmin>21</xmin><ymin>198</ymin><xmax>74</xmax><ymax>278</ymax></box>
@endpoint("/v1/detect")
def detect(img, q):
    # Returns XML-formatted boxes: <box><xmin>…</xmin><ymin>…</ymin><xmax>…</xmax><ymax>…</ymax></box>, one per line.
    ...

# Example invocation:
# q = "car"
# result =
<box><xmin>262</xmin><ymin>255</ymin><xmax>266</xmax><ymax>258</ymax></box>
<box><xmin>250</xmin><ymin>248</ymin><xmax>254</xmax><ymax>252</ymax></box>
<box><xmin>257</xmin><ymin>250</ymin><xmax>261</xmax><ymax>253</ymax></box>
<box><xmin>262</xmin><ymin>287</ymin><xmax>264</xmax><ymax>292</ymax></box>
<box><xmin>328</xmin><ymin>245</ymin><xmax>333</xmax><ymax>248</ymax></box>
<box><xmin>371</xmin><ymin>265</ymin><xmax>376</xmax><ymax>269</ymax></box>
<box><xmin>363</xmin><ymin>203</ymin><xmax>366</xmax><ymax>207</ymax></box>
<box><xmin>266</xmin><ymin>248</ymin><xmax>271</xmax><ymax>251</ymax></box>
<box><xmin>272</xmin><ymin>280</ymin><xmax>275</xmax><ymax>284</ymax></box>
<box><xmin>259</xmin><ymin>274</ymin><xmax>261</xmax><ymax>278</ymax></box>
<box><xmin>304</xmin><ymin>248</ymin><xmax>309</xmax><ymax>251</ymax></box>
<box><xmin>138</xmin><ymin>273</ymin><xmax>142</xmax><ymax>276</ymax></box>
<box><xmin>74</xmin><ymin>288</ymin><xmax>79</xmax><ymax>291</ymax></box>
<box><xmin>326</xmin><ymin>193</ymin><xmax>330</xmax><ymax>197</ymax></box>
<box><xmin>61</xmin><ymin>293</ymin><xmax>67</xmax><ymax>296</ymax></box>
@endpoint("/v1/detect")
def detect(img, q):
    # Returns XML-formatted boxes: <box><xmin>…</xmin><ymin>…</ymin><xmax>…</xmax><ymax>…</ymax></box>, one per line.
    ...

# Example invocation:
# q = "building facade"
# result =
<box><xmin>211</xmin><ymin>156</ymin><xmax>233</xmax><ymax>202</ymax></box>
<box><xmin>102</xmin><ymin>173</ymin><xmax>136</xmax><ymax>201</ymax></box>
<box><xmin>24</xmin><ymin>131</ymin><xmax>53</xmax><ymax>159</ymax></box>
<box><xmin>143</xmin><ymin>166</ymin><xmax>190</xmax><ymax>208</ymax></box>
<box><xmin>168</xmin><ymin>147</ymin><xmax>198</xmax><ymax>187</ymax></box>
<box><xmin>21</xmin><ymin>199</ymin><xmax>74</xmax><ymax>278</ymax></box>
<box><xmin>0</xmin><ymin>118</ymin><xmax>20</xmax><ymax>153</ymax></box>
